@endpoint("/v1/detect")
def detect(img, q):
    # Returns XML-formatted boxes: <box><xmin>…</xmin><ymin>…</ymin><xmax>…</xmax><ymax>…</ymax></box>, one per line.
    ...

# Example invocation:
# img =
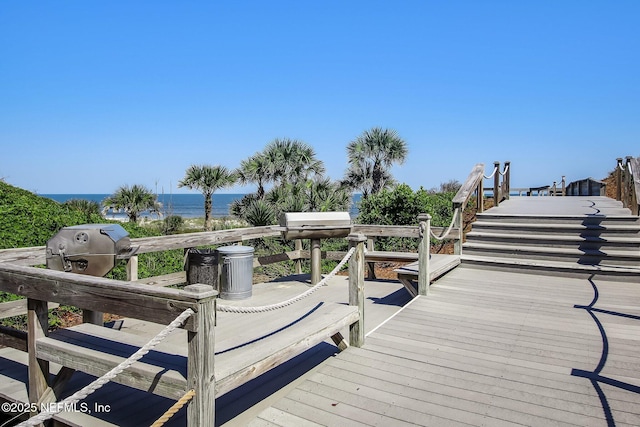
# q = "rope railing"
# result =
<box><xmin>150</xmin><ymin>389</ymin><xmax>196</xmax><ymax>427</ymax></box>
<box><xmin>499</xmin><ymin>164</ymin><xmax>509</xmax><ymax>176</ymax></box>
<box><xmin>483</xmin><ymin>166</ymin><xmax>498</xmax><ymax>179</ymax></box>
<box><xmin>17</xmin><ymin>308</ymin><xmax>195</xmax><ymax>427</ymax></box>
<box><xmin>217</xmin><ymin>246</ymin><xmax>357</xmax><ymax>314</ymax></box>
<box><xmin>427</xmin><ymin>207</ymin><xmax>460</xmax><ymax>241</ymax></box>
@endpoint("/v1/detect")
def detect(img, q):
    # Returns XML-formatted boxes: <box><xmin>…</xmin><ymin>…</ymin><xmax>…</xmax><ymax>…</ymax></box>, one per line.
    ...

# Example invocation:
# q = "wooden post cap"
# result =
<box><xmin>417</xmin><ymin>213</ymin><xmax>432</xmax><ymax>222</ymax></box>
<box><xmin>347</xmin><ymin>233</ymin><xmax>367</xmax><ymax>243</ymax></box>
<box><xmin>180</xmin><ymin>284</ymin><xmax>218</xmax><ymax>299</ymax></box>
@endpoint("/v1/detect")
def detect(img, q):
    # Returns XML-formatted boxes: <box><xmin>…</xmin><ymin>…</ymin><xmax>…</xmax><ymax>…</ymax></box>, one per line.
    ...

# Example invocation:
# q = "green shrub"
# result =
<box><xmin>356</xmin><ymin>184</ymin><xmax>457</xmax><ymax>251</ymax></box>
<box><xmin>0</xmin><ymin>181</ymin><xmax>102</xmax><ymax>249</ymax></box>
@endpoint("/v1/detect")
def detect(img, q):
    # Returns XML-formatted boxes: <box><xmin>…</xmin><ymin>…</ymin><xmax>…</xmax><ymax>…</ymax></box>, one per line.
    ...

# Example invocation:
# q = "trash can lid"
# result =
<box><xmin>217</xmin><ymin>245</ymin><xmax>254</xmax><ymax>255</ymax></box>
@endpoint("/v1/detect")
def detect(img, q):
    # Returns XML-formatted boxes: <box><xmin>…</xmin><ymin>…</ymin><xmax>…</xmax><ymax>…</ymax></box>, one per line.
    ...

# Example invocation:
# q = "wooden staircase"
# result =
<box><xmin>462</xmin><ymin>199</ymin><xmax>640</xmax><ymax>278</ymax></box>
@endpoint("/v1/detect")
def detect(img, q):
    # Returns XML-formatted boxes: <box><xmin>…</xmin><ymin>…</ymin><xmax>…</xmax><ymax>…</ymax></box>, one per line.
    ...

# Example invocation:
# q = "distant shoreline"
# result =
<box><xmin>42</xmin><ymin>193</ymin><xmax>362</xmax><ymax>219</ymax></box>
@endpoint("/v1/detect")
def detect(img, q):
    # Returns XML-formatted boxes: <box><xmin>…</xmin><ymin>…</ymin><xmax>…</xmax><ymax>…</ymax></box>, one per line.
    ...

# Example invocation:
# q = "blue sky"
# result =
<box><xmin>1</xmin><ymin>1</ymin><xmax>638</xmax><ymax>195</ymax></box>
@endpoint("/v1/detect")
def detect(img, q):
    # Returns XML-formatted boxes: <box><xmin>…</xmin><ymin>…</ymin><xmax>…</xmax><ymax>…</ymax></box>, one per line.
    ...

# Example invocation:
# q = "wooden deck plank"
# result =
<box><xmin>255</xmin><ymin>407</ymin><xmax>325</xmax><ymax>427</ymax></box>
<box><xmin>249</xmin><ymin>263</ymin><xmax>640</xmax><ymax>426</ymax></box>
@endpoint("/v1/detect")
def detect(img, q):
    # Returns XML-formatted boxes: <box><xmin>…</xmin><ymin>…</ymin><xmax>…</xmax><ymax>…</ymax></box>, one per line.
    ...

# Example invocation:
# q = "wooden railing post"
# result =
<box><xmin>417</xmin><ymin>214</ymin><xmax>431</xmax><ymax>296</ymax></box>
<box><xmin>477</xmin><ymin>177</ymin><xmax>484</xmax><ymax>213</ymax></box>
<box><xmin>310</xmin><ymin>238</ymin><xmax>322</xmax><ymax>286</ymax></box>
<box><xmin>562</xmin><ymin>176</ymin><xmax>566</xmax><ymax>196</ymax></box>
<box><xmin>27</xmin><ymin>298</ymin><xmax>49</xmax><ymax>421</ymax></box>
<box><xmin>624</xmin><ymin>157</ymin><xmax>632</xmax><ymax>209</ymax></box>
<box><xmin>294</xmin><ymin>239</ymin><xmax>302</xmax><ymax>275</ymax></box>
<box><xmin>348</xmin><ymin>233</ymin><xmax>366</xmax><ymax>347</ymax></box>
<box><xmin>504</xmin><ymin>161</ymin><xmax>511</xmax><ymax>200</ymax></box>
<box><xmin>183</xmin><ymin>284</ymin><xmax>217</xmax><ymax>427</ymax></box>
<box><xmin>453</xmin><ymin>204</ymin><xmax>463</xmax><ymax>256</ymax></box>
<box><xmin>366</xmin><ymin>237</ymin><xmax>376</xmax><ymax>279</ymax></box>
<box><xmin>616</xmin><ymin>157</ymin><xmax>622</xmax><ymax>202</ymax></box>
<box><xmin>493</xmin><ymin>161</ymin><xmax>501</xmax><ymax>206</ymax></box>
<box><xmin>628</xmin><ymin>156</ymin><xmax>640</xmax><ymax>216</ymax></box>
<box><xmin>552</xmin><ymin>181</ymin><xmax>557</xmax><ymax>196</ymax></box>
<box><xmin>126</xmin><ymin>255</ymin><xmax>139</xmax><ymax>281</ymax></box>
<box><xmin>616</xmin><ymin>158</ymin><xmax>623</xmax><ymax>201</ymax></box>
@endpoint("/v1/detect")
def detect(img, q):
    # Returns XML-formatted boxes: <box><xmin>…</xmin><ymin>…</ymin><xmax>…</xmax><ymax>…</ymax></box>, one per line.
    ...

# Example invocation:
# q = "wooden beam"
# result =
<box><xmin>348</xmin><ymin>234</ymin><xmax>366</xmax><ymax>348</ymax></box>
<box><xmin>0</xmin><ymin>325</ymin><xmax>27</xmax><ymax>351</ymax></box>
<box><xmin>417</xmin><ymin>214</ymin><xmax>430</xmax><ymax>296</ymax></box>
<box><xmin>366</xmin><ymin>238</ymin><xmax>376</xmax><ymax>280</ymax></box>
<box><xmin>137</xmin><ymin>271</ymin><xmax>187</xmax><ymax>287</ymax></box>
<box><xmin>133</xmin><ymin>226</ymin><xmax>281</xmax><ymax>254</ymax></box>
<box><xmin>452</xmin><ymin>163</ymin><xmax>484</xmax><ymax>207</ymax></box>
<box><xmin>0</xmin><ymin>264</ymin><xmax>201</xmax><ymax>331</ymax></box>
<box><xmin>253</xmin><ymin>250</ymin><xmax>302</xmax><ymax>268</ymax></box>
<box><xmin>28</xmin><ymin>298</ymin><xmax>49</xmax><ymax>422</ymax></box>
<box><xmin>184</xmin><ymin>284</ymin><xmax>217</xmax><ymax>427</ymax></box>
<box><xmin>0</xmin><ymin>299</ymin><xmax>59</xmax><ymax>320</ymax></box>
<box><xmin>352</xmin><ymin>225</ymin><xmax>418</xmax><ymax>238</ymax></box>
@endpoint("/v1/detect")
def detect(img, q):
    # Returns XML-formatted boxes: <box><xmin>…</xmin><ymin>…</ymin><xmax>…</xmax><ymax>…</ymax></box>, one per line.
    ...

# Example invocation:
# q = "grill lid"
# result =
<box><xmin>278</xmin><ymin>212</ymin><xmax>352</xmax><ymax>240</ymax></box>
<box><xmin>46</xmin><ymin>223</ymin><xmax>138</xmax><ymax>276</ymax></box>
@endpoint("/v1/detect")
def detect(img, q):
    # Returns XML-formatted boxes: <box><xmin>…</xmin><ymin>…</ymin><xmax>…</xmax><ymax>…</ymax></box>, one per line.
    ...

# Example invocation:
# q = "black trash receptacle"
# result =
<box><xmin>186</xmin><ymin>248</ymin><xmax>218</xmax><ymax>288</ymax></box>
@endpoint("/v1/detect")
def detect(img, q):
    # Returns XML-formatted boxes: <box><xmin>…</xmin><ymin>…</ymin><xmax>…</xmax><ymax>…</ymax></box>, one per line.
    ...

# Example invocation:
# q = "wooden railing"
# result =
<box><xmin>467</xmin><ymin>161</ymin><xmax>511</xmax><ymax>214</ymax></box>
<box><xmin>0</xmin><ymin>229</ymin><xmax>370</xmax><ymax>426</ymax></box>
<box><xmin>616</xmin><ymin>156</ymin><xmax>640</xmax><ymax>215</ymax></box>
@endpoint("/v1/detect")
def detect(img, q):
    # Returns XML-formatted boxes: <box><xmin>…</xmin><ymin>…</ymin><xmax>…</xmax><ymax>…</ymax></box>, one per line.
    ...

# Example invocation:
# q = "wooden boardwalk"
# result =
<box><xmin>248</xmin><ymin>266</ymin><xmax>640</xmax><ymax>427</ymax></box>
<box><xmin>2</xmin><ymin>196</ymin><xmax>638</xmax><ymax>426</ymax></box>
<box><xmin>247</xmin><ymin>197</ymin><xmax>640</xmax><ymax>427</ymax></box>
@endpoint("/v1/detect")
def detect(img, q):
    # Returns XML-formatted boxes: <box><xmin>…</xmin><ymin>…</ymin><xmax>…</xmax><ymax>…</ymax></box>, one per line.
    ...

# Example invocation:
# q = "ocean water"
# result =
<box><xmin>42</xmin><ymin>193</ymin><xmax>361</xmax><ymax>219</ymax></box>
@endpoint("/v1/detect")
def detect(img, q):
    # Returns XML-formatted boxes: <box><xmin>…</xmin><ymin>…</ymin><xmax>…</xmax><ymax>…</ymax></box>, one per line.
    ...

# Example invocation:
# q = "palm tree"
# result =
<box><xmin>178</xmin><ymin>164</ymin><xmax>237</xmax><ymax>231</ymax></box>
<box><xmin>263</xmin><ymin>138</ymin><xmax>325</xmax><ymax>186</ymax></box>
<box><xmin>344</xmin><ymin>127</ymin><xmax>408</xmax><ymax>197</ymax></box>
<box><xmin>236</xmin><ymin>153</ymin><xmax>272</xmax><ymax>198</ymax></box>
<box><xmin>306</xmin><ymin>176</ymin><xmax>352</xmax><ymax>212</ymax></box>
<box><xmin>102</xmin><ymin>184</ymin><xmax>162</xmax><ymax>223</ymax></box>
<box><xmin>63</xmin><ymin>199</ymin><xmax>102</xmax><ymax>222</ymax></box>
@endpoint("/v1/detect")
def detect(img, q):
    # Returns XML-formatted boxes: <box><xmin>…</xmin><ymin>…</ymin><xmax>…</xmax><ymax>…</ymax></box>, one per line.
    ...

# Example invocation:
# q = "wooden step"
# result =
<box><xmin>465</xmin><ymin>231</ymin><xmax>640</xmax><ymax>250</ymax></box>
<box><xmin>475</xmin><ymin>214</ymin><xmax>639</xmax><ymax>225</ymax></box>
<box><xmin>470</xmin><ymin>221</ymin><xmax>640</xmax><ymax>237</ymax></box>
<box><xmin>460</xmin><ymin>255</ymin><xmax>640</xmax><ymax>280</ymax></box>
<box><xmin>462</xmin><ymin>242</ymin><xmax>640</xmax><ymax>266</ymax></box>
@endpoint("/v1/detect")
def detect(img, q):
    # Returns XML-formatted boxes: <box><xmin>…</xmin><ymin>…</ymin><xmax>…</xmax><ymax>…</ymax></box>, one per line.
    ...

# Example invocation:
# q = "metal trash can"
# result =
<box><xmin>217</xmin><ymin>245</ymin><xmax>254</xmax><ymax>300</ymax></box>
<box><xmin>186</xmin><ymin>248</ymin><xmax>218</xmax><ymax>288</ymax></box>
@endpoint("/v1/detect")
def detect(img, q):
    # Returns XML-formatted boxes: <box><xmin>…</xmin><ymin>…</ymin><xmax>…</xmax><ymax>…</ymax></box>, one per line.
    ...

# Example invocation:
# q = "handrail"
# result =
<box><xmin>452</xmin><ymin>164</ymin><xmax>485</xmax><ymax>208</ymax></box>
<box><xmin>453</xmin><ymin>161</ymin><xmax>510</xmax><ymax>214</ymax></box>
<box><xmin>617</xmin><ymin>156</ymin><xmax>640</xmax><ymax>215</ymax></box>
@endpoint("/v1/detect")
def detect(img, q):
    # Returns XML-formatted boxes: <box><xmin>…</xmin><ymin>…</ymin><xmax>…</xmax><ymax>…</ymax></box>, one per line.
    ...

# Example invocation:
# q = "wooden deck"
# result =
<box><xmin>248</xmin><ymin>265</ymin><xmax>640</xmax><ymax>427</ymax></box>
<box><xmin>0</xmin><ymin>274</ymin><xmax>413</xmax><ymax>426</ymax></box>
<box><xmin>2</xmin><ymin>194</ymin><xmax>639</xmax><ymax>426</ymax></box>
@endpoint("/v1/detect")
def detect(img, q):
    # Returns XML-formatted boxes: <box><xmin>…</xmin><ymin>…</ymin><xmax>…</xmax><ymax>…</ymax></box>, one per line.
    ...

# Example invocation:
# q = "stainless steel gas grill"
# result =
<box><xmin>46</xmin><ymin>224</ymin><xmax>139</xmax><ymax>277</ymax></box>
<box><xmin>278</xmin><ymin>212</ymin><xmax>352</xmax><ymax>285</ymax></box>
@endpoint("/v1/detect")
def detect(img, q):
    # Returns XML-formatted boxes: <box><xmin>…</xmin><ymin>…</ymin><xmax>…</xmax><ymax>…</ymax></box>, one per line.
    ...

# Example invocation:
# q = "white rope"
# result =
<box><xmin>499</xmin><ymin>164</ymin><xmax>509</xmax><ymax>176</ymax></box>
<box><xmin>18</xmin><ymin>308</ymin><xmax>194</xmax><ymax>427</ymax></box>
<box><xmin>429</xmin><ymin>208</ymin><xmax>460</xmax><ymax>241</ymax></box>
<box><xmin>618</xmin><ymin>162</ymin><xmax>626</xmax><ymax>171</ymax></box>
<box><xmin>483</xmin><ymin>166</ymin><xmax>498</xmax><ymax>180</ymax></box>
<box><xmin>217</xmin><ymin>246</ymin><xmax>357</xmax><ymax>314</ymax></box>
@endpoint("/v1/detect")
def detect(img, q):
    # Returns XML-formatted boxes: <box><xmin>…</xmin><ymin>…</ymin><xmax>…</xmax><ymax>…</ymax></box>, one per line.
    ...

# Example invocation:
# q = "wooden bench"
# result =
<box><xmin>393</xmin><ymin>254</ymin><xmax>461</xmax><ymax>296</ymax></box>
<box><xmin>36</xmin><ymin>302</ymin><xmax>359</xmax><ymax>399</ymax></box>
